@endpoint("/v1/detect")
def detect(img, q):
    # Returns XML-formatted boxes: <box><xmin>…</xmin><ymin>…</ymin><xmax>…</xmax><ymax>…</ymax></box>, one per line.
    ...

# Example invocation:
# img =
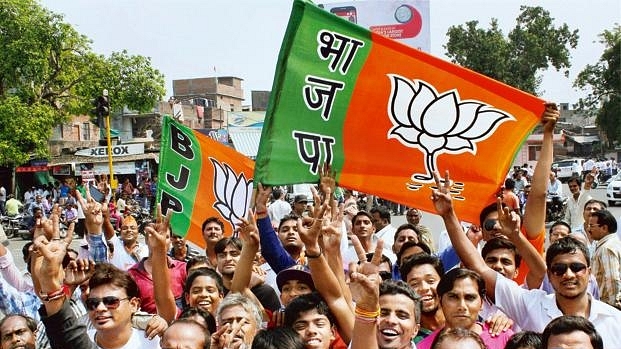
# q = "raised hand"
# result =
<box><xmin>496</xmin><ymin>197</ymin><xmax>521</xmax><ymax>239</ymax></box>
<box><xmin>76</xmin><ymin>182</ymin><xmax>104</xmax><ymax>234</ymax></box>
<box><xmin>255</xmin><ymin>183</ymin><xmax>272</xmax><ymax>212</ymax></box>
<box><xmin>318</xmin><ymin>163</ymin><xmax>337</xmax><ymax>200</ymax></box>
<box><xmin>348</xmin><ymin>235</ymin><xmax>382</xmax><ymax>307</ymax></box>
<box><xmin>321</xmin><ymin>199</ymin><xmax>344</xmax><ymax>253</ymax></box>
<box><xmin>64</xmin><ymin>258</ymin><xmax>95</xmax><ymax>286</ymax></box>
<box><xmin>542</xmin><ymin>102</ymin><xmax>559</xmax><ymax>134</ymax></box>
<box><xmin>145</xmin><ymin>205</ymin><xmax>172</xmax><ymax>254</ymax></box>
<box><xmin>297</xmin><ymin>202</ymin><xmax>328</xmax><ymax>253</ymax></box>
<box><xmin>430</xmin><ymin>170</ymin><xmax>454</xmax><ymax>217</ymax></box>
<box><xmin>236</xmin><ymin>210</ymin><xmax>260</xmax><ymax>250</ymax></box>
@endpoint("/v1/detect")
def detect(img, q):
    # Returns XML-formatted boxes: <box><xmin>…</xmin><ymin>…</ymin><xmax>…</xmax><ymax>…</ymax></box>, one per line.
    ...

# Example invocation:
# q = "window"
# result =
<box><xmin>528</xmin><ymin>145</ymin><xmax>541</xmax><ymax>161</ymax></box>
<box><xmin>81</xmin><ymin>123</ymin><xmax>91</xmax><ymax>141</ymax></box>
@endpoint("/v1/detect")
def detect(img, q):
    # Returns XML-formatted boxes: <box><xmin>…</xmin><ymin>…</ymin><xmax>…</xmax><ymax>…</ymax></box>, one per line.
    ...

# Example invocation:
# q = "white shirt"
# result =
<box><xmin>267</xmin><ymin>199</ymin><xmax>292</xmax><ymax>226</ymax></box>
<box><xmin>108</xmin><ymin>235</ymin><xmax>149</xmax><ymax>271</ymax></box>
<box><xmin>494</xmin><ymin>275</ymin><xmax>621</xmax><ymax>348</ymax></box>
<box><xmin>89</xmin><ymin>328</ymin><xmax>160</xmax><ymax>349</ymax></box>
<box><xmin>564</xmin><ymin>189</ymin><xmax>592</xmax><ymax>230</ymax></box>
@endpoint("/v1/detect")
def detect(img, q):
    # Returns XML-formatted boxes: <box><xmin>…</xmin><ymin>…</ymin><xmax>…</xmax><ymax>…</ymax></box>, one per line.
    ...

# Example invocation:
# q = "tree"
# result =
<box><xmin>0</xmin><ymin>0</ymin><xmax>165</xmax><ymax>166</ymax></box>
<box><xmin>574</xmin><ymin>25</ymin><xmax>621</xmax><ymax>148</ymax></box>
<box><xmin>444</xmin><ymin>6</ymin><xmax>579</xmax><ymax>95</ymax></box>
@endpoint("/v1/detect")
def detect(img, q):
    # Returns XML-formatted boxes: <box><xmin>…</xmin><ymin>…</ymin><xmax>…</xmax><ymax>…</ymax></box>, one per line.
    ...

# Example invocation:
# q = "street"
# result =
<box><xmin>4</xmin><ymin>184</ymin><xmax>620</xmax><ymax>271</ymax></box>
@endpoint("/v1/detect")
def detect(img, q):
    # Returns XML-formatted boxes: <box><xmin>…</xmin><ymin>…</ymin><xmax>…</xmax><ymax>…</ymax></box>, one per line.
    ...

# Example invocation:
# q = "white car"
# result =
<box><xmin>606</xmin><ymin>173</ymin><xmax>621</xmax><ymax>206</ymax></box>
<box><xmin>552</xmin><ymin>158</ymin><xmax>584</xmax><ymax>182</ymax></box>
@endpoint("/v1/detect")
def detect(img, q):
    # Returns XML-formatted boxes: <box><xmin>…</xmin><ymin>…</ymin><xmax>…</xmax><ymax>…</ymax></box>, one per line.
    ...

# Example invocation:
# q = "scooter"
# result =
<box><xmin>545</xmin><ymin>195</ymin><xmax>567</xmax><ymax>223</ymax></box>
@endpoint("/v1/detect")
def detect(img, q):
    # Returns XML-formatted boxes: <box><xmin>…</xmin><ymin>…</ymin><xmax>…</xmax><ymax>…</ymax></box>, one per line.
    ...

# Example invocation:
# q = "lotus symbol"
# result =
<box><xmin>387</xmin><ymin>75</ymin><xmax>515</xmax><ymax>182</ymax></box>
<box><xmin>210</xmin><ymin>158</ymin><xmax>253</xmax><ymax>232</ymax></box>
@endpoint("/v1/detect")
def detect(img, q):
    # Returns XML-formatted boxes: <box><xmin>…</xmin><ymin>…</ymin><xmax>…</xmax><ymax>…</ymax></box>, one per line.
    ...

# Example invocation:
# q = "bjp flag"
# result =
<box><xmin>158</xmin><ymin>116</ymin><xmax>255</xmax><ymax>248</ymax></box>
<box><xmin>255</xmin><ymin>0</ymin><xmax>546</xmax><ymax>224</ymax></box>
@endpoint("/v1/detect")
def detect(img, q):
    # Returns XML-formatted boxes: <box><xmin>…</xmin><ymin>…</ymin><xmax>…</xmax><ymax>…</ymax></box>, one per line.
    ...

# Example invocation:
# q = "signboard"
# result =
<box><xmin>74</xmin><ymin>143</ymin><xmax>145</xmax><ymax>157</ymax></box>
<box><xmin>75</xmin><ymin>161</ymin><xmax>139</xmax><ymax>176</ymax></box>
<box><xmin>320</xmin><ymin>0</ymin><xmax>430</xmax><ymax>51</ymax></box>
<box><xmin>52</xmin><ymin>165</ymin><xmax>71</xmax><ymax>176</ymax></box>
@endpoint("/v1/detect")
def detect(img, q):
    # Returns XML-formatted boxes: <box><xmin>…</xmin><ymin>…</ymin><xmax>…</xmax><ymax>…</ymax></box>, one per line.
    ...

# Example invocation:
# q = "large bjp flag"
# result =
<box><xmin>157</xmin><ymin>116</ymin><xmax>255</xmax><ymax>248</ymax></box>
<box><xmin>255</xmin><ymin>0</ymin><xmax>545</xmax><ymax>224</ymax></box>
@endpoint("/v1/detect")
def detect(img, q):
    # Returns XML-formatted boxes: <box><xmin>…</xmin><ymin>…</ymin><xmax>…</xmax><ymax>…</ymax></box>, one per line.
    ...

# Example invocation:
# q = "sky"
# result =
<box><xmin>39</xmin><ymin>0</ymin><xmax>620</xmax><ymax>106</ymax></box>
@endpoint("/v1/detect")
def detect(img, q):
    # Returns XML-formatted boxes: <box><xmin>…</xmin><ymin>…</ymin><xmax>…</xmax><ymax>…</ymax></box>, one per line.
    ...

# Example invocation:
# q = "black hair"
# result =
<box><xmin>252</xmin><ymin>326</ymin><xmax>305</xmax><ymax>349</ymax></box>
<box><xmin>481</xmin><ymin>237</ymin><xmax>522</xmax><ymax>268</ymax></box>
<box><xmin>397</xmin><ymin>240</ymin><xmax>432</xmax><ymax>266</ymax></box>
<box><xmin>214</xmin><ymin>237</ymin><xmax>243</xmax><ymax>255</ymax></box>
<box><xmin>284</xmin><ymin>292</ymin><xmax>335</xmax><ymax>328</ymax></box>
<box><xmin>370</xmin><ymin>205</ymin><xmax>392</xmax><ymax>223</ymax></box>
<box><xmin>178</xmin><ymin>307</ymin><xmax>217</xmax><ymax>335</ymax></box>
<box><xmin>590</xmin><ymin>209</ymin><xmax>617</xmax><ymax>233</ymax></box>
<box><xmin>541</xmin><ymin>315</ymin><xmax>603</xmax><ymax>349</ymax></box>
<box><xmin>504</xmin><ymin>331</ymin><xmax>542</xmax><ymax>349</ymax></box>
<box><xmin>0</xmin><ymin>314</ymin><xmax>37</xmax><ymax>335</ymax></box>
<box><xmin>186</xmin><ymin>255</ymin><xmax>210</xmax><ymax>272</ymax></box>
<box><xmin>184</xmin><ymin>267</ymin><xmax>225</xmax><ymax>298</ymax></box>
<box><xmin>546</xmin><ymin>236</ymin><xmax>590</xmax><ymax>268</ymax></box>
<box><xmin>548</xmin><ymin>220</ymin><xmax>571</xmax><ymax>236</ymax></box>
<box><xmin>399</xmin><ymin>253</ymin><xmax>443</xmax><ymax>282</ymax></box>
<box><xmin>437</xmin><ymin>268</ymin><xmax>486</xmax><ymax>300</ymax></box>
<box><xmin>89</xmin><ymin>263</ymin><xmax>139</xmax><ymax>298</ymax></box>
<box><xmin>379</xmin><ymin>279</ymin><xmax>421</xmax><ymax>324</ymax></box>
<box><xmin>201</xmin><ymin>216</ymin><xmax>224</xmax><ymax>232</ymax></box>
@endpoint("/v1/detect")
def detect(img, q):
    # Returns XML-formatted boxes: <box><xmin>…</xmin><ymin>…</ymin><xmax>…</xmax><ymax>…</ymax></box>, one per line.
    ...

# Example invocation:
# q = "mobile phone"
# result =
<box><xmin>330</xmin><ymin>6</ymin><xmax>357</xmax><ymax>23</ymax></box>
<box><xmin>89</xmin><ymin>185</ymin><xmax>105</xmax><ymax>203</ymax></box>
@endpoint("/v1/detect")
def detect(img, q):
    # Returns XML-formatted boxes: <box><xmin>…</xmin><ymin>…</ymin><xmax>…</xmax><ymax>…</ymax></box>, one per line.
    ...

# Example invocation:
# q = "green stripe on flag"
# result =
<box><xmin>157</xmin><ymin>116</ymin><xmax>203</xmax><ymax>235</ymax></box>
<box><xmin>256</xmin><ymin>0</ymin><xmax>372</xmax><ymax>185</ymax></box>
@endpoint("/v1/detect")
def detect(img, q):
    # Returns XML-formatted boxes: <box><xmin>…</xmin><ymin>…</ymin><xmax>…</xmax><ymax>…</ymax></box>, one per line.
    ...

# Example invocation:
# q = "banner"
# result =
<box><xmin>255</xmin><ymin>0</ymin><xmax>545</xmax><ymax>224</ymax></box>
<box><xmin>158</xmin><ymin>116</ymin><xmax>255</xmax><ymax>247</ymax></box>
<box><xmin>319</xmin><ymin>0</ymin><xmax>430</xmax><ymax>51</ymax></box>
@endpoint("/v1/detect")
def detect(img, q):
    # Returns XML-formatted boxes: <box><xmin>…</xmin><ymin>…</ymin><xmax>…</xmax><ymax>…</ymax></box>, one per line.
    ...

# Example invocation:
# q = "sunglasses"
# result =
<box><xmin>483</xmin><ymin>219</ymin><xmax>498</xmax><ymax>231</ymax></box>
<box><xmin>379</xmin><ymin>271</ymin><xmax>392</xmax><ymax>281</ymax></box>
<box><xmin>549</xmin><ymin>262</ymin><xmax>587</xmax><ymax>277</ymax></box>
<box><xmin>85</xmin><ymin>296</ymin><xmax>129</xmax><ymax>311</ymax></box>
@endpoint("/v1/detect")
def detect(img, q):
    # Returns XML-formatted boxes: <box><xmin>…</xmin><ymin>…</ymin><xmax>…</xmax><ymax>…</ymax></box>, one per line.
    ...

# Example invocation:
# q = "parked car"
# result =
<box><xmin>551</xmin><ymin>158</ymin><xmax>584</xmax><ymax>182</ymax></box>
<box><xmin>606</xmin><ymin>173</ymin><xmax>621</xmax><ymax>206</ymax></box>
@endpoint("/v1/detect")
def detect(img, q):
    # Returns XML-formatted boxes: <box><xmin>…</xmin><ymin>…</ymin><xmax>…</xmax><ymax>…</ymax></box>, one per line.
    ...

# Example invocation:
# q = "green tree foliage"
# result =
<box><xmin>444</xmin><ymin>6</ymin><xmax>579</xmax><ymax>95</ymax></box>
<box><xmin>0</xmin><ymin>0</ymin><xmax>165</xmax><ymax>166</ymax></box>
<box><xmin>574</xmin><ymin>25</ymin><xmax>621</xmax><ymax>147</ymax></box>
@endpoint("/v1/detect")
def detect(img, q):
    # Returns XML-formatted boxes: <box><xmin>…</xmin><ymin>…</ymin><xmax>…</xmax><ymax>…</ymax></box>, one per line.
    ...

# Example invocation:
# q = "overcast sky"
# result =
<box><xmin>40</xmin><ymin>0</ymin><xmax>620</xmax><ymax>106</ymax></box>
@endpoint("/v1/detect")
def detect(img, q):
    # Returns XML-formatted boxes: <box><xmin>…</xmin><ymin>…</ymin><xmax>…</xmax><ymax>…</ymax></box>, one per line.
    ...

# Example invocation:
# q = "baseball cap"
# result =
<box><xmin>276</xmin><ymin>265</ymin><xmax>315</xmax><ymax>292</ymax></box>
<box><xmin>294</xmin><ymin>195</ymin><xmax>308</xmax><ymax>203</ymax></box>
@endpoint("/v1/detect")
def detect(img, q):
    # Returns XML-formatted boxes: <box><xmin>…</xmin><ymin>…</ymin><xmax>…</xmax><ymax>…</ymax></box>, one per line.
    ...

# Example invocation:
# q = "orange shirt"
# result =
<box><xmin>514</xmin><ymin>227</ymin><xmax>545</xmax><ymax>285</ymax></box>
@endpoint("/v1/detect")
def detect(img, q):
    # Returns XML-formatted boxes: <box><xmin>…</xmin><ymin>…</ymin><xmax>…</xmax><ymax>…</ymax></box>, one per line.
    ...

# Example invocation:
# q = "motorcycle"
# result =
<box><xmin>545</xmin><ymin>195</ymin><xmax>567</xmax><ymax>223</ymax></box>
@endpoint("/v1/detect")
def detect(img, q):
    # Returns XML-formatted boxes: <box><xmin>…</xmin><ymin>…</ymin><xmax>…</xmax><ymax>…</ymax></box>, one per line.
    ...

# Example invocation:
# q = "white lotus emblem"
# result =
<box><xmin>210</xmin><ymin>158</ymin><xmax>253</xmax><ymax>232</ymax></box>
<box><xmin>387</xmin><ymin>75</ymin><xmax>515</xmax><ymax>182</ymax></box>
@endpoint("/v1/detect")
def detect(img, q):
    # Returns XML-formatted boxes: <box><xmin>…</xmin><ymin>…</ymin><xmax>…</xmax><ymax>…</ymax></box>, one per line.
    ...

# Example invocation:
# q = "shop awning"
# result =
<box><xmin>228</xmin><ymin>127</ymin><xmax>262</xmax><ymax>158</ymax></box>
<box><xmin>48</xmin><ymin>152</ymin><xmax>159</xmax><ymax>166</ymax></box>
<box><xmin>16</xmin><ymin>165</ymin><xmax>49</xmax><ymax>172</ymax></box>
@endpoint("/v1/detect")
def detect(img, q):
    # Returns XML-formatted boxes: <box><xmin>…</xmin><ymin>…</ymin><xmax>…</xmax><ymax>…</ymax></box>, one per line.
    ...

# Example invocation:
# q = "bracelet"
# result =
<box><xmin>305</xmin><ymin>246</ymin><xmax>322</xmax><ymax>259</ymax></box>
<box><xmin>255</xmin><ymin>210</ymin><xmax>267</xmax><ymax>215</ymax></box>
<box><xmin>355</xmin><ymin>305</ymin><xmax>380</xmax><ymax>319</ymax></box>
<box><xmin>355</xmin><ymin>315</ymin><xmax>377</xmax><ymax>323</ymax></box>
<box><xmin>39</xmin><ymin>287</ymin><xmax>65</xmax><ymax>302</ymax></box>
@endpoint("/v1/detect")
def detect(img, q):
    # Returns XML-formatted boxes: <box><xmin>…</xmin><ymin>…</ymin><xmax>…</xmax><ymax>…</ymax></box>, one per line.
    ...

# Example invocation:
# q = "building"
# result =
<box><xmin>172</xmin><ymin>76</ymin><xmax>244</xmax><ymax>129</ymax></box>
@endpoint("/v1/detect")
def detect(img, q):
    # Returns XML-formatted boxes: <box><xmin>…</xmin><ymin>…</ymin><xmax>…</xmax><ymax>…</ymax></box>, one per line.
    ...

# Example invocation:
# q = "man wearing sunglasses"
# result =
<box><xmin>588</xmin><ymin>209</ymin><xmax>621</xmax><ymax>310</ymax></box>
<box><xmin>433</xmin><ymin>175</ymin><xmax>621</xmax><ymax>348</ymax></box>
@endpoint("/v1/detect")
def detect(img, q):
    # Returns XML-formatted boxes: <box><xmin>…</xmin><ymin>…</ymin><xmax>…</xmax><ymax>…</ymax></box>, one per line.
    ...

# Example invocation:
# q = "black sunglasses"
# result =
<box><xmin>549</xmin><ymin>262</ymin><xmax>587</xmax><ymax>277</ymax></box>
<box><xmin>85</xmin><ymin>296</ymin><xmax>129</xmax><ymax>311</ymax></box>
<box><xmin>483</xmin><ymin>219</ymin><xmax>497</xmax><ymax>231</ymax></box>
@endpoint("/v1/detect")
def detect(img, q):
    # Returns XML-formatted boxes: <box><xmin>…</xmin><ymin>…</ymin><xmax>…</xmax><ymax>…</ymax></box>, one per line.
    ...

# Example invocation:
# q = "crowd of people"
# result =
<box><xmin>0</xmin><ymin>104</ymin><xmax>619</xmax><ymax>349</ymax></box>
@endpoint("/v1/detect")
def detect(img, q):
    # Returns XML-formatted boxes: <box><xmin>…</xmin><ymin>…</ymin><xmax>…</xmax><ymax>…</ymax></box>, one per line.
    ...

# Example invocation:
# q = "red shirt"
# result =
<box><xmin>128</xmin><ymin>257</ymin><xmax>187</xmax><ymax>314</ymax></box>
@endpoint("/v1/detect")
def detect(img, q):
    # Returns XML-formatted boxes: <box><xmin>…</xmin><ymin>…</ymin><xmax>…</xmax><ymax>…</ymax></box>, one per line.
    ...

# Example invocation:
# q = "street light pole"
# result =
<box><xmin>100</xmin><ymin>89</ymin><xmax>117</xmax><ymax>189</ymax></box>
